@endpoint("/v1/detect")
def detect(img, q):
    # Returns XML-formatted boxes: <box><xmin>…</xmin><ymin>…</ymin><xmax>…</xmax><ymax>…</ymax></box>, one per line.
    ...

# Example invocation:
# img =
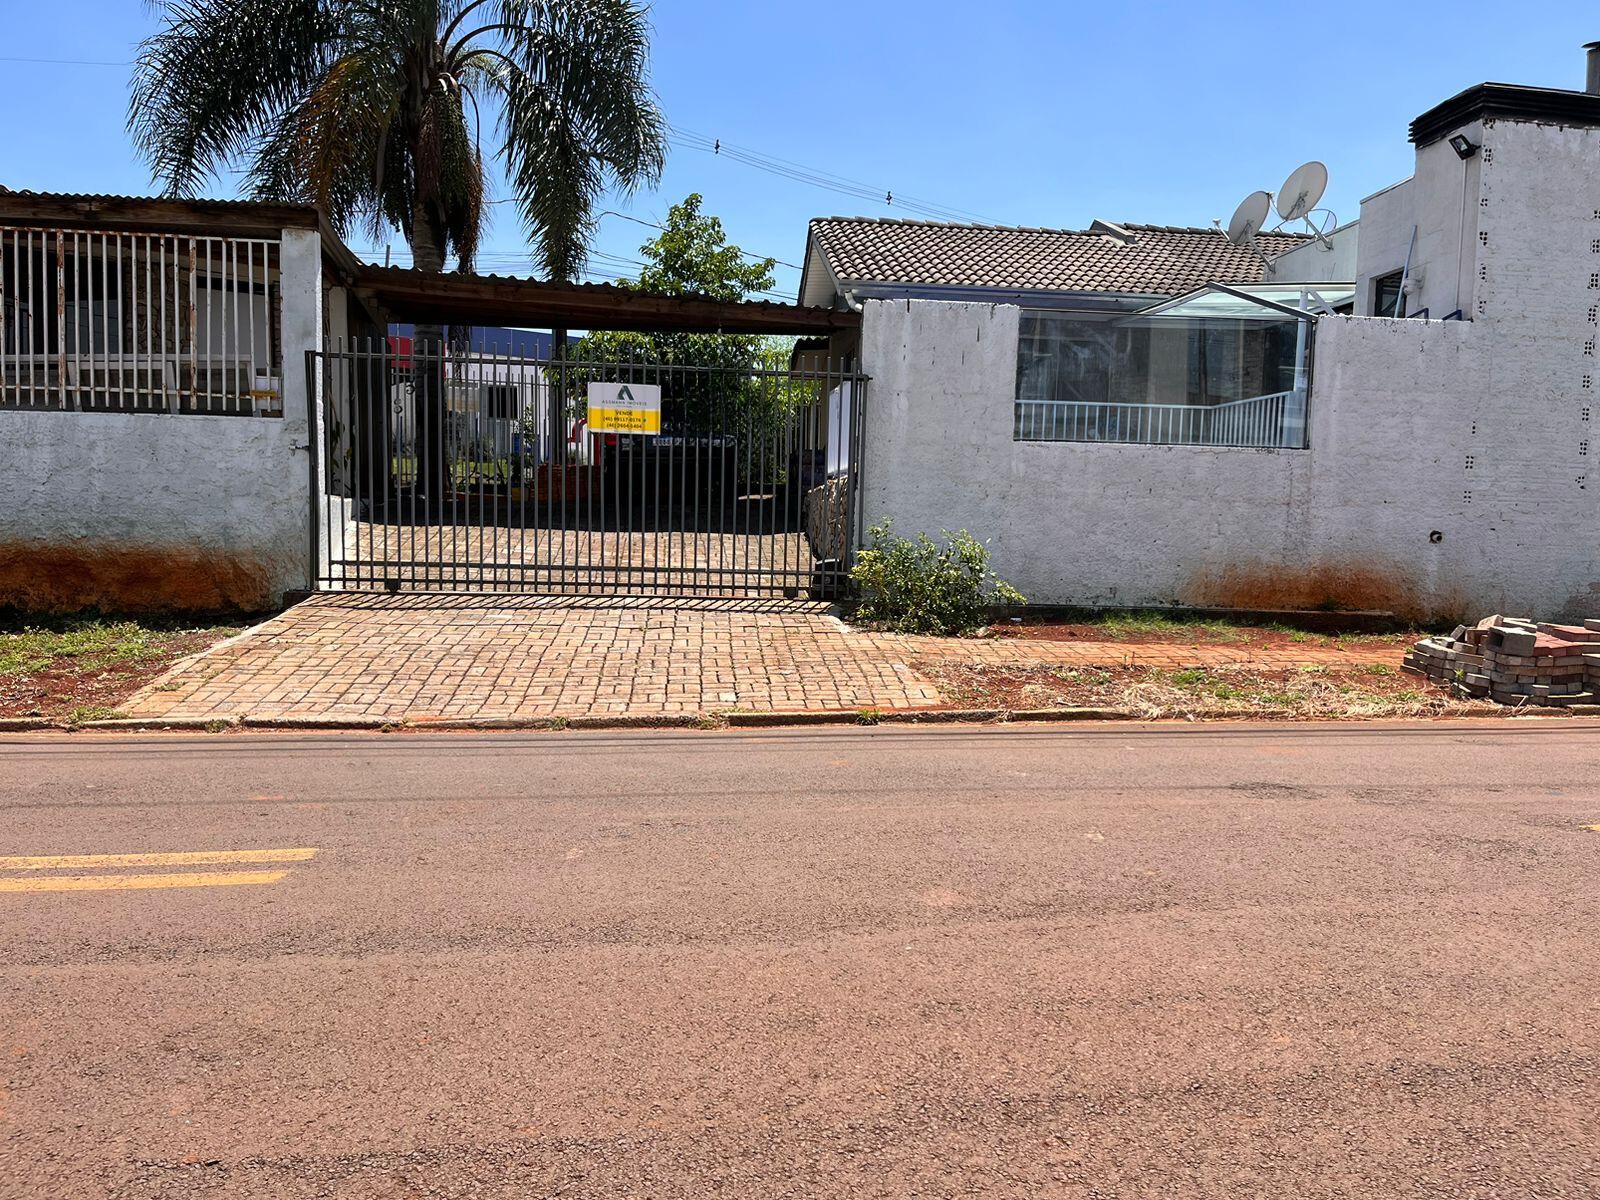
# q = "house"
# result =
<box><xmin>0</xmin><ymin>194</ymin><xmax>851</xmax><ymax>611</ymax></box>
<box><xmin>798</xmin><ymin>217</ymin><xmax>1336</xmax><ymax>451</ymax></box>
<box><xmin>797</xmin><ymin>217</ymin><xmax>1311</xmax><ymax>312</ymax></box>
<box><xmin>816</xmin><ymin>48</ymin><xmax>1600</xmax><ymax>620</ymax></box>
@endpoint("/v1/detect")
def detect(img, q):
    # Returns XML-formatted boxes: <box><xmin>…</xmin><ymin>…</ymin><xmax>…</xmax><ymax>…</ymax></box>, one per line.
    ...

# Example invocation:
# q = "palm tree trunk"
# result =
<box><xmin>410</xmin><ymin>206</ymin><xmax>451</xmax><ymax>512</ymax></box>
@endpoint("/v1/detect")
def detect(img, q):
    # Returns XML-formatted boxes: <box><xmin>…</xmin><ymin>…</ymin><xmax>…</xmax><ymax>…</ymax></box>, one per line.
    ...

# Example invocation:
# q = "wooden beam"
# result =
<box><xmin>0</xmin><ymin>193</ymin><xmax>322</xmax><ymax>236</ymax></box>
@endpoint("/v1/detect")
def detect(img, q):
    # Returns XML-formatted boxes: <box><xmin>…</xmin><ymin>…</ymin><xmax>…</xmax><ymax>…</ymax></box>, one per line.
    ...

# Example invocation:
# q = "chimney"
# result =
<box><xmin>1586</xmin><ymin>41</ymin><xmax>1600</xmax><ymax>94</ymax></box>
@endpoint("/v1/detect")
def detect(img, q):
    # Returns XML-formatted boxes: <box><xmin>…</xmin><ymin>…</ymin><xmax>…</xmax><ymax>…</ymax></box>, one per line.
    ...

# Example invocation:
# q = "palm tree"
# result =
<box><xmin>130</xmin><ymin>1</ymin><xmax>665</xmax><ymax>500</ymax></box>
<box><xmin>129</xmin><ymin>0</ymin><xmax>665</xmax><ymax>280</ymax></box>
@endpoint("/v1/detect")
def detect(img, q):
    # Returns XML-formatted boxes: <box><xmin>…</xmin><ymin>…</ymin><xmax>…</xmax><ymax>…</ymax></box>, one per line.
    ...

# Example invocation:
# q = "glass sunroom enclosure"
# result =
<box><xmin>1014</xmin><ymin>284</ymin><xmax>1352</xmax><ymax>449</ymax></box>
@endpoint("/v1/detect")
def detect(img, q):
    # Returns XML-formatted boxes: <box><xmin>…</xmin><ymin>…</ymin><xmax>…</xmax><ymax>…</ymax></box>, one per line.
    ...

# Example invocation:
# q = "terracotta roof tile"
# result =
<box><xmin>807</xmin><ymin>216</ymin><xmax>1311</xmax><ymax>298</ymax></box>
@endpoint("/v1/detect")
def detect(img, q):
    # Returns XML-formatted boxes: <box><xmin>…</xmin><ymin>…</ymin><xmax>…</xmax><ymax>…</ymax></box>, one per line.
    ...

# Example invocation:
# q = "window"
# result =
<box><xmin>1014</xmin><ymin>295</ymin><xmax>1314</xmax><ymax>449</ymax></box>
<box><xmin>2</xmin><ymin>225</ymin><xmax>281</xmax><ymax>415</ymax></box>
<box><xmin>1372</xmin><ymin>270</ymin><xmax>1406</xmax><ymax>318</ymax></box>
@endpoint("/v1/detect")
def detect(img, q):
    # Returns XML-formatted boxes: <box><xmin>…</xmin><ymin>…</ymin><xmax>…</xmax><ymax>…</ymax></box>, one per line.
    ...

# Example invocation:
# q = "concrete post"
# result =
<box><xmin>278</xmin><ymin>227</ymin><xmax>323</xmax><ymax>589</ymax></box>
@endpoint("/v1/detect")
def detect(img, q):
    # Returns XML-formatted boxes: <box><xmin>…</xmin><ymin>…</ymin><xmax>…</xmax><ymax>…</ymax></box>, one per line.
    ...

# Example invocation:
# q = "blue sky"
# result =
<box><xmin>4</xmin><ymin>2</ymin><xmax>1597</xmax><ymax>301</ymax></box>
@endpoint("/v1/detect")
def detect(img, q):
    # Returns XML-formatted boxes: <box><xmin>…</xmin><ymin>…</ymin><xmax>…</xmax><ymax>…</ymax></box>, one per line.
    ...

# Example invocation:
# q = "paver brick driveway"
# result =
<box><xmin>125</xmin><ymin>595</ymin><xmax>1405</xmax><ymax>724</ymax></box>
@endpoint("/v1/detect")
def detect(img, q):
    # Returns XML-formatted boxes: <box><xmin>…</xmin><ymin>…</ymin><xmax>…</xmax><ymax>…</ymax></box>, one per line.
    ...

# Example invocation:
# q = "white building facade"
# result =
<box><xmin>855</xmin><ymin>77</ymin><xmax>1600</xmax><ymax>621</ymax></box>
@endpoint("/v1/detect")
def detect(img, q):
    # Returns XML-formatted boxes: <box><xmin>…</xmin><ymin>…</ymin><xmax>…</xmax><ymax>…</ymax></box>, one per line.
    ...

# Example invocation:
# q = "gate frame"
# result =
<box><xmin>306</xmin><ymin>342</ymin><xmax>870</xmax><ymax>601</ymax></box>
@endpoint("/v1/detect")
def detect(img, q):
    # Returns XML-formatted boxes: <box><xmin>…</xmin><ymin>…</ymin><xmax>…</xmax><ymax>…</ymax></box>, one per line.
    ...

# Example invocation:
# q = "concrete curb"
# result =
<box><xmin>1006</xmin><ymin>707</ymin><xmax>1137</xmax><ymax>722</ymax></box>
<box><xmin>722</xmin><ymin>706</ymin><xmax>1132</xmax><ymax>728</ymax></box>
<box><xmin>239</xmin><ymin>715</ymin><xmax>394</xmax><ymax>730</ymax></box>
<box><xmin>7</xmin><ymin>705</ymin><xmax>1595</xmax><ymax>735</ymax></box>
<box><xmin>0</xmin><ymin>717</ymin><xmax>59</xmax><ymax>732</ymax></box>
<box><xmin>566</xmin><ymin>713</ymin><xmax>708</xmax><ymax>730</ymax></box>
<box><xmin>76</xmin><ymin>717</ymin><xmax>240</xmax><ymax>732</ymax></box>
<box><xmin>879</xmin><ymin>707</ymin><xmax>1005</xmax><ymax>724</ymax></box>
<box><xmin>724</xmin><ymin>710</ymin><xmax>867</xmax><ymax>728</ymax></box>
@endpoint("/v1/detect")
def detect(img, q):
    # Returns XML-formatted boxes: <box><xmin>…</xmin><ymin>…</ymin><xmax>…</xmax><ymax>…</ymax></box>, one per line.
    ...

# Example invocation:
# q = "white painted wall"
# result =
<box><xmin>857</xmin><ymin>110</ymin><xmax>1600</xmax><ymax>622</ymax></box>
<box><xmin>1267</xmin><ymin>221</ymin><xmax>1358</xmax><ymax>285</ymax></box>
<box><xmin>0</xmin><ymin>225</ymin><xmax>323</xmax><ymax>612</ymax></box>
<box><xmin>0</xmin><ymin>409</ymin><xmax>309</xmax><ymax>611</ymax></box>
<box><xmin>1352</xmin><ymin>122</ymin><xmax>1484</xmax><ymax>318</ymax></box>
<box><xmin>857</xmin><ymin>297</ymin><xmax>1598</xmax><ymax>620</ymax></box>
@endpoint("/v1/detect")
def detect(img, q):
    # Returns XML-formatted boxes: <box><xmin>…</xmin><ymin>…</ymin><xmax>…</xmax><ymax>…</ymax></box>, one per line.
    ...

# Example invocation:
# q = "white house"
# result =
<box><xmin>799</xmin><ymin>53</ymin><xmax>1600</xmax><ymax>621</ymax></box>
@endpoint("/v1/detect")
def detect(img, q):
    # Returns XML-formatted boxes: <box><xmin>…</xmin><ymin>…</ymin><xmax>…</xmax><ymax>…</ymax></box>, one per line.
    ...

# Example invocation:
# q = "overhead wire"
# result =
<box><xmin>667</xmin><ymin>124</ymin><xmax>996</xmax><ymax>225</ymax></box>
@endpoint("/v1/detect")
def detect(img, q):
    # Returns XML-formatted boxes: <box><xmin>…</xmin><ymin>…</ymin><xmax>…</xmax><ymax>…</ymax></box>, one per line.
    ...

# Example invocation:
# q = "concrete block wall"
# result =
<box><xmin>857</xmin><ymin>297</ymin><xmax>1596</xmax><ymax>622</ymax></box>
<box><xmin>0</xmin><ymin>227</ymin><xmax>323</xmax><ymax>613</ymax></box>
<box><xmin>1472</xmin><ymin>120</ymin><xmax>1600</xmax><ymax>618</ymax></box>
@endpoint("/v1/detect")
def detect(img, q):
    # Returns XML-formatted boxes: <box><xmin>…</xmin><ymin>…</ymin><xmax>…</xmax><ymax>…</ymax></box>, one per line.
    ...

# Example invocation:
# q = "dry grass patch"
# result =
<box><xmin>989</xmin><ymin>611</ymin><xmax>1419</xmax><ymax>651</ymax></box>
<box><xmin>920</xmin><ymin>659</ymin><xmax>1500</xmax><ymax>721</ymax></box>
<box><xmin>0</xmin><ymin>616</ymin><xmax>241</xmax><ymax>719</ymax></box>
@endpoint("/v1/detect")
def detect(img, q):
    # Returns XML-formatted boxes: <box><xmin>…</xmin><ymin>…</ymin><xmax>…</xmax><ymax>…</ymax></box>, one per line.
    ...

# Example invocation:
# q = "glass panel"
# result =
<box><xmin>1015</xmin><ymin>309</ymin><xmax>1310</xmax><ymax>448</ymax></box>
<box><xmin>1373</xmin><ymin>272</ymin><xmax>1405</xmax><ymax>318</ymax></box>
<box><xmin>1140</xmin><ymin>284</ymin><xmax>1356</xmax><ymax>320</ymax></box>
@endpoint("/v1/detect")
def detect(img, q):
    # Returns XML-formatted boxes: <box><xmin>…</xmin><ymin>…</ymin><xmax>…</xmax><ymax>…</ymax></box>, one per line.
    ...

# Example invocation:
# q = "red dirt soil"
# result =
<box><xmin>0</xmin><ymin>629</ymin><xmax>231</xmax><ymax>719</ymax></box>
<box><xmin>988</xmin><ymin>621</ymin><xmax>1412</xmax><ymax>650</ymax></box>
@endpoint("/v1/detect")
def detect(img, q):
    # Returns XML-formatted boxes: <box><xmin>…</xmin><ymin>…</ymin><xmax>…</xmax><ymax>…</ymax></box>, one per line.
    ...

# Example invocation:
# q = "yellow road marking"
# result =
<box><xmin>0</xmin><ymin>870</ymin><xmax>289</xmax><ymax>893</ymax></box>
<box><xmin>0</xmin><ymin>848</ymin><xmax>317</xmax><ymax>871</ymax></box>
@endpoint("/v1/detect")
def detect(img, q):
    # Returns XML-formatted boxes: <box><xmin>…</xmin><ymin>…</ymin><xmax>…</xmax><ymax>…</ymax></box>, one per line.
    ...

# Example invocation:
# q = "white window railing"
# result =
<box><xmin>1014</xmin><ymin>389</ymin><xmax>1306</xmax><ymax>449</ymax></box>
<box><xmin>0</xmin><ymin>226</ymin><xmax>282</xmax><ymax>416</ymax></box>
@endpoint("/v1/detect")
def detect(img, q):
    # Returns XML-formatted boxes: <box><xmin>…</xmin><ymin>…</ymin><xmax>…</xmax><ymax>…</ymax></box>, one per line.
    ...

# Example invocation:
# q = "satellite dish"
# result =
<box><xmin>1276</xmin><ymin>161</ymin><xmax>1328</xmax><ymax>222</ymax></box>
<box><xmin>1226</xmin><ymin>191</ymin><xmax>1272</xmax><ymax>244</ymax></box>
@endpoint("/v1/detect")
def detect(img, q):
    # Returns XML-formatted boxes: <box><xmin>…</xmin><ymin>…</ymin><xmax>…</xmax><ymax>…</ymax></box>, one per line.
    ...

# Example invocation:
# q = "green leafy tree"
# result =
<box><xmin>129</xmin><ymin>0</ymin><xmax>666</xmax><ymax>501</ymax></box>
<box><xmin>561</xmin><ymin>194</ymin><xmax>800</xmax><ymax>444</ymax></box>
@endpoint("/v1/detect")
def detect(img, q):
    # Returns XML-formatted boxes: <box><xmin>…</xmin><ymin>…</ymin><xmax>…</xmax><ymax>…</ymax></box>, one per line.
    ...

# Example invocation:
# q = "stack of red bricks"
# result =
<box><xmin>1403</xmin><ymin>615</ymin><xmax>1600</xmax><ymax>707</ymax></box>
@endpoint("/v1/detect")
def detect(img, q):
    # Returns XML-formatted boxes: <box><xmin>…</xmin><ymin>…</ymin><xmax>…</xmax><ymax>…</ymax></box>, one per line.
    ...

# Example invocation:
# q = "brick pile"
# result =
<box><xmin>1403</xmin><ymin>616</ymin><xmax>1600</xmax><ymax>707</ymax></box>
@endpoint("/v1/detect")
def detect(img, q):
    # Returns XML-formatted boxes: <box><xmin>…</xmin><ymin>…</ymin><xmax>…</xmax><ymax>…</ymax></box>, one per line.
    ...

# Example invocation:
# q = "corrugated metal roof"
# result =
<box><xmin>803</xmin><ymin>216</ymin><xmax>1312</xmax><ymax>302</ymax></box>
<box><xmin>0</xmin><ymin>189</ymin><xmax>322</xmax><ymax>227</ymax></box>
<box><xmin>353</xmin><ymin>264</ymin><xmax>857</xmax><ymax>334</ymax></box>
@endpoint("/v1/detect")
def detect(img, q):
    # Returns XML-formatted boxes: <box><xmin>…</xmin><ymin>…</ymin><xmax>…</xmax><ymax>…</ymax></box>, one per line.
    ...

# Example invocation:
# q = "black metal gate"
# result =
<box><xmin>308</xmin><ymin>341</ymin><xmax>867</xmax><ymax>598</ymax></box>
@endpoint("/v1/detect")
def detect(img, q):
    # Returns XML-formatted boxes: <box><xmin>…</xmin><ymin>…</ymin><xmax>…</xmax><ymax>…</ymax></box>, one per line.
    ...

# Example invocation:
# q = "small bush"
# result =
<box><xmin>850</xmin><ymin>522</ymin><xmax>1025</xmax><ymax>635</ymax></box>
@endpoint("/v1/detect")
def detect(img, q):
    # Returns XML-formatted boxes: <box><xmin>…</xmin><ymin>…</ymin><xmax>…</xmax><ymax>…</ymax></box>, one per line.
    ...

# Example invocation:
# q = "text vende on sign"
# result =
<box><xmin>586</xmin><ymin>382</ymin><xmax>662</xmax><ymax>434</ymax></box>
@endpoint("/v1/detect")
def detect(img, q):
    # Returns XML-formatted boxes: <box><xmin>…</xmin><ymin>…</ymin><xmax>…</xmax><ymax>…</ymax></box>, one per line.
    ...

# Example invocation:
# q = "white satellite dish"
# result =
<box><xmin>1226</xmin><ymin>191</ymin><xmax>1272</xmax><ymax>245</ymax></box>
<box><xmin>1276</xmin><ymin>161</ymin><xmax>1328</xmax><ymax>223</ymax></box>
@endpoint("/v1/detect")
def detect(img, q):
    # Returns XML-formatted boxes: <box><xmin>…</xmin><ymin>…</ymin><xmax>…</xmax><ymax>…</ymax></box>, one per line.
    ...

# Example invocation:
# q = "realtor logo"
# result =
<box><xmin>587</xmin><ymin>381</ymin><xmax>662</xmax><ymax>434</ymax></box>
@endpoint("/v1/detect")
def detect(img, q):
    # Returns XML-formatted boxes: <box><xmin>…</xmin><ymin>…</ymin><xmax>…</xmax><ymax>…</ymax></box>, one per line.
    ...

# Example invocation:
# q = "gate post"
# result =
<box><xmin>280</xmin><ymin>227</ymin><xmax>323</xmax><ymax>591</ymax></box>
<box><xmin>304</xmin><ymin>348</ymin><xmax>322</xmax><ymax>591</ymax></box>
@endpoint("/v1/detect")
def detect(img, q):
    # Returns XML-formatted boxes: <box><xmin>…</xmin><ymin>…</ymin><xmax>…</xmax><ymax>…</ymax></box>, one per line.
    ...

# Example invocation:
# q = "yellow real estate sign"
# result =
<box><xmin>587</xmin><ymin>382</ymin><xmax>662</xmax><ymax>434</ymax></box>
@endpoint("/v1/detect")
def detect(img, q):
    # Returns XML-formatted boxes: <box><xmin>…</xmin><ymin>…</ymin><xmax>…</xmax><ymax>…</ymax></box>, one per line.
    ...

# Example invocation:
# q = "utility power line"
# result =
<box><xmin>0</xmin><ymin>55</ymin><xmax>131</xmax><ymax>65</ymax></box>
<box><xmin>668</xmin><ymin>124</ymin><xmax>997</xmax><ymax>225</ymax></box>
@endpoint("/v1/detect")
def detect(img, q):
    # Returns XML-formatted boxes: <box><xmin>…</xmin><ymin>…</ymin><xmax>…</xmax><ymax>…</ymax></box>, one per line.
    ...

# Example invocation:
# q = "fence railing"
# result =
<box><xmin>1014</xmin><ymin>389</ymin><xmax>1306</xmax><ymax>449</ymax></box>
<box><xmin>314</xmin><ymin>341</ymin><xmax>869</xmax><ymax>597</ymax></box>
<box><xmin>0</xmin><ymin>226</ymin><xmax>282</xmax><ymax>416</ymax></box>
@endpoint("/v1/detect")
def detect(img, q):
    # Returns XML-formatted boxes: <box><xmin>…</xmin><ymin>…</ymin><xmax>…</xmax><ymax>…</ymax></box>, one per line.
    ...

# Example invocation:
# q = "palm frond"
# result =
<box><xmin>489</xmin><ymin>0</ymin><xmax>664</xmax><ymax>279</ymax></box>
<box><xmin>129</xmin><ymin>0</ymin><xmax>345</xmax><ymax>196</ymax></box>
<box><xmin>131</xmin><ymin>0</ymin><xmax>665</xmax><ymax>278</ymax></box>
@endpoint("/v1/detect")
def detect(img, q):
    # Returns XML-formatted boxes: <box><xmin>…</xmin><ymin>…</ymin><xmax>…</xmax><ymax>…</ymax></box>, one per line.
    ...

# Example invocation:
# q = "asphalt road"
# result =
<box><xmin>2</xmin><ymin>721</ymin><xmax>1599</xmax><ymax>1199</ymax></box>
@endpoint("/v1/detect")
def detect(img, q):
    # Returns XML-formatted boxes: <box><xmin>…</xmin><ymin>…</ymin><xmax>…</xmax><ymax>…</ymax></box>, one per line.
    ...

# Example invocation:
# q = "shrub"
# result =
<box><xmin>850</xmin><ymin>522</ymin><xmax>1024</xmax><ymax>635</ymax></box>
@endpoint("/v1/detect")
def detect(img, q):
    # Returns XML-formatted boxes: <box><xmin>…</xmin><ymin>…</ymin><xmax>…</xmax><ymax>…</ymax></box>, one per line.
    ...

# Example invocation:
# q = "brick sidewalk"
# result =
<box><xmin>124</xmin><ymin>596</ymin><xmax>1406</xmax><ymax>723</ymax></box>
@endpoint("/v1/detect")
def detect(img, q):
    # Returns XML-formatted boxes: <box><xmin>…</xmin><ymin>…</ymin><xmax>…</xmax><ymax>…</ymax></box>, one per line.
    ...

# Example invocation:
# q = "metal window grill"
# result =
<box><xmin>0</xmin><ymin>226</ymin><xmax>282</xmax><ymax>415</ymax></box>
